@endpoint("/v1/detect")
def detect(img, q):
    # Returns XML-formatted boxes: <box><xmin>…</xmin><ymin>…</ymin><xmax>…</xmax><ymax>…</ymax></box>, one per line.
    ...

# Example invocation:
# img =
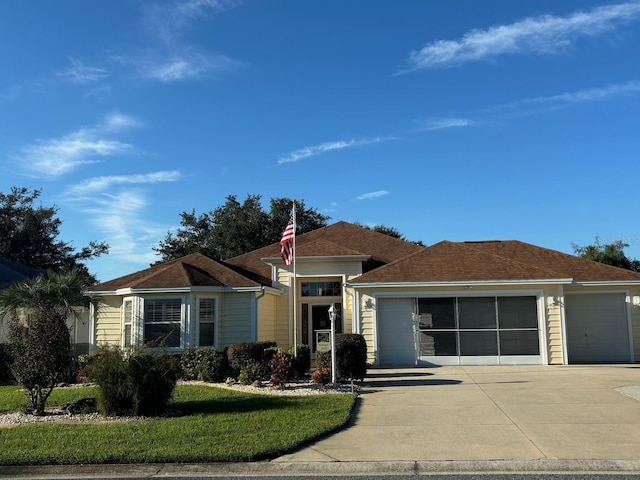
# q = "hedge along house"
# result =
<box><xmin>86</xmin><ymin>222</ymin><xmax>640</xmax><ymax>366</ymax></box>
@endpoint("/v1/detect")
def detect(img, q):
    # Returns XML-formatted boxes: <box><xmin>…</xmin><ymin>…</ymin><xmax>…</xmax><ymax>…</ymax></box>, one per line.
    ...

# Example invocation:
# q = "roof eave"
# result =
<box><xmin>571</xmin><ymin>280</ymin><xmax>640</xmax><ymax>287</ymax></box>
<box><xmin>262</xmin><ymin>255</ymin><xmax>371</xmax><ymax>264</ymax></box>
<box><xmin>86</xmin><ymin>285</ymin><xmax>276</xmax><ymax>296</ymax></box>
<box><xmin>348</xmin><ymin>278</ymin><xmax>574</xmax><ymax>289</ymax></box>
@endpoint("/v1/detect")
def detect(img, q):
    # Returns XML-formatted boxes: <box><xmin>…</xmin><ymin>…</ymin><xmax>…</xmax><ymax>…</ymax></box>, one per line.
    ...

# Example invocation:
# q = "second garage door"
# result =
<box><xmin>565</xmin><ymin>293</ymin><xmax>630</xmax><ymax>363</ymax></box>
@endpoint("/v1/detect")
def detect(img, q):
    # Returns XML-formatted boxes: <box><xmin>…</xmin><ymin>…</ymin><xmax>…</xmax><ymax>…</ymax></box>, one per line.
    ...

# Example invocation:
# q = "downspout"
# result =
<box><xmin>88</xmin><ymin>301</ymin><xmax>96</xmax><ymax>355</ymax></box>
<box><xmin>252</xmin><ymin>286</ymin><xmax>266</xmax><ymax>342</ymax></box>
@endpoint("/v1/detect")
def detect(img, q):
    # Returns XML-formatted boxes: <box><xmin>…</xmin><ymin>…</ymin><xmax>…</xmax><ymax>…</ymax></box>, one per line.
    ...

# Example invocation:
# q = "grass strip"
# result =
<box><xmin>0</xmin><ymin>384</ymin><xmax>356</xmax><ymax>465</ymax></box>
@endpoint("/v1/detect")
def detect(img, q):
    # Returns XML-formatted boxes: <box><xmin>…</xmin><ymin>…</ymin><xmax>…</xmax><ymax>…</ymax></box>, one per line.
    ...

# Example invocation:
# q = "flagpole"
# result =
<box><xmin>292</xmin><ymin>201</ymin><xmax>297</xmax><ymax>358</ymax></box>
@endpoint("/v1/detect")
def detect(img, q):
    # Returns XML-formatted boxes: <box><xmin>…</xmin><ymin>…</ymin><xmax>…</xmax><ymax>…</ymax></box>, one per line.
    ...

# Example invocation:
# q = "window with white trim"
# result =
<box><xmin>144</xmin><ymin>298</ymin><xmax>182</xmax><ymax>348</ymax></box>
<box><xmin>197</xmin><ymin>298</ymin><xmax>216</xmax><ymax>347</ymax></box>
<box><xmin>122</xmin><ymin>298</ymin><xmax>133</xmax><ymax>348</ymax></box>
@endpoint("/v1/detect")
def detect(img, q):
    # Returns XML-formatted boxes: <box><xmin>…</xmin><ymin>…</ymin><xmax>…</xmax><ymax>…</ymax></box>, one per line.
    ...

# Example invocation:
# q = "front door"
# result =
<box><xmin>305</xmin><ymin>303</ymin><xmax>342</xmax><ymax>353</ymax></box>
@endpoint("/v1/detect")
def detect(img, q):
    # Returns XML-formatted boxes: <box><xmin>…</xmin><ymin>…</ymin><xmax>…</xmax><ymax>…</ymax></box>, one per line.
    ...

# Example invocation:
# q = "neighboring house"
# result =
<box><xmin>0</xmin><ymin>258</ymin><xmax>90</xmax><ymax>353</ymax></box>
<box><xmin>86</xmin><ymin>222</ymin><xmax>640</xmax><ymax>366</ymax></box>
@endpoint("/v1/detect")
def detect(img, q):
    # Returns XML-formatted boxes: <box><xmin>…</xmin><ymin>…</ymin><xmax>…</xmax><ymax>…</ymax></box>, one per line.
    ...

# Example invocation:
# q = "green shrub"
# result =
<box><xmin>289</xmin><ymin>344</ymin><xmax>311</xmax><ymax>377</ymax></box>
<box><xmin>314</xmin><ymin>334</ymin><xmax>367</xmax><ymax>383</ymax></box>
<box><xmin>7</xmin><ymin>312</ymin><xmax>73</xmax><ymax>415</ymax></box>
<box><xmin>87</xmin><ymin>346</ymin><xmax>179</xmax><ymax>416</ymax></box>
<box><xmin>227</xmin><ymin>341</ymin><xmax>276</xmax><ymax>375</ymax></box>
<box><xmin>0</xmin><ymin>343</ymin><xmax>15</xmax><ymax>385</ymax></box>
<box><xmin>335</xmin><ymin>333</ymin><xmax>367</xmax><ymax>381</ymax></box>
<box><xmin>269</xmin><ymin>351</ymin><xmax>295</xmax><ymax>388</ymax></box>
<box><xmin>238</xmin><ymin>361</ymin><xmax>264</xmax><ymax>385</ymax></box>
<box><xmin>180</xmin><ymin>348</ymin><xmax>226</xmax><ymax>382</ymax></box>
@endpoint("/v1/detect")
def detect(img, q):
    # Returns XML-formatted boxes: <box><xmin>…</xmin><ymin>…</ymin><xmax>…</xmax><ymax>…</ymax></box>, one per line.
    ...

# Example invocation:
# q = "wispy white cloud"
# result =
<box><xmin>486</xmin><ymin>81</ymin><xmax>640</xmax><ymax>115</ymax></box>
<box><xmin>81</xmin><ymin>190</ymin><xmax>166</xmax><ymax>266</ymax></box>
<box><xmin>404</xmin><ymin>2</ymin><xmax>640</xmax><ymax>71</ymax></box>
<box><xmin>57</xmin><ymin>58</ymin><xmax>109</xmax><ymax>84</ymax></box>
<box><xmin>277</xmin><ymin>137</ymin><xmax>394</xmax><ymax>165</ymax></box>
<box><xmin>356</xmin><ymin>190</ymin><xmax>390</xmax><ymax>201</ymax></box>
<box><xmin>145</xmin><ymin>0</ymin><xmax>242</xmax><ymax>44</ymax></box>
<box><xmin>115</xmin><ymin>49</ymin><xmax>240</xmax><ymax>83</ymax></box>
<box><xmin>418</xmin><ymin>118</ymin><xmax>472</xmax><ymax>131</ymax></box>
<box><xmin>65</xmin><ymin>172</ymin><xmax>183</xmax><ymax>267</ymax></box>
<box><xmin>12</xmin><ymin>111</ymin><xmax>141</xmax><ymax>178</ymax></box>
<box><xmin>69</xmin><ymin>171</ymin><xmax>182</xmax><ymax>196</ymax></box>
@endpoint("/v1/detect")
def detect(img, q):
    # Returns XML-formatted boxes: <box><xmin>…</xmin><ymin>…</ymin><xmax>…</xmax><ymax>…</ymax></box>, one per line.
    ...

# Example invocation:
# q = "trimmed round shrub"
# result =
<box><xmin>335</xmin><ymin>333</ymin><xmax>367</xmax><ymax>381</ymax></box>
<box><xmin>314</xmin><ymin>334</ymin><xmax>367</xmax><ymax>383</ymax></box>
<box><xmin>180</xmin><ymin>348</ymin><xmax>226</xmax><ymax>382</ymax></box>
<box><xmin>227</xmin><ymin>342</ymin><xmax>265</xmax><ymax>375</ymax></box>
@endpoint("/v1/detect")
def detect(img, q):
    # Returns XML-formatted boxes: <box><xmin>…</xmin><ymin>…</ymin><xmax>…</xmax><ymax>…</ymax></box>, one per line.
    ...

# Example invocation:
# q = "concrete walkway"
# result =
<box><xmin>275</xmin><ymin>365</ymin><xmax>640</xmax><ymax>463</ymax></box>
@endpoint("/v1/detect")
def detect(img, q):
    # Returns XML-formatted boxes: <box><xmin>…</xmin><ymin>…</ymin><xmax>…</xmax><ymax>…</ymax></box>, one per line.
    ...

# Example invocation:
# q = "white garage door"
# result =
<box><xmin>565</xmin><ymin>293</ymin><xmax>630</xmax><ymax>363</ymax></box>
<box><xmin>377</xmin><ymin>298</ymin><xmax>415</xmax><ymax>366</ymax></box>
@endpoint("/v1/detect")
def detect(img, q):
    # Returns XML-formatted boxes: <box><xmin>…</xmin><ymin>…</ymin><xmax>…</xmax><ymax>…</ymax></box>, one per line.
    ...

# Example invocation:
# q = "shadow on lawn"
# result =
<box><xmin>172</xmin><ymin>394</ymin><xmax>296</xmax><ymax>416</ymax></box>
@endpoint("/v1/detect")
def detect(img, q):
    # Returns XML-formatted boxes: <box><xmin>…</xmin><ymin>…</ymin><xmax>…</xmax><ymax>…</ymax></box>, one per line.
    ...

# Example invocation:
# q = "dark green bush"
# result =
<box><xmin>335</xmin><ymin>333</ymin><xmax>367</xmax><ymax>381</ymax></box>
<box><xmin>289</xmin><ymin>344</ymin><xmax>311</xmax><ymax>377</ymax></box>
<box><xmin>8</xmin><ymin>312</ymin><xmax>73</xmax><ymax>414</ymax></box>
<box><xmin>269</xmin><ymin>351</ymin><xmax>296</xmax><ymax>388</ymax></box>
<box><xmin>314</xmin><ymin>334</ymin><xmax>367</xmax><ymax>382</ymax></box>
<box><xmin>180</xmin><ymin>348</ymin><xmax>226</xmax><ymax>382</ymax></box>
<box><xmin>87</xmin><ymin>346</ymin><xmax>179</xmax><ymax>416</ymax></box>
<box><xmin>227</xmin><ymin>341</ymin><xmax>276</xmax><ymax>375</ymax></box>
<box><xmin>0</xmin><ymin>343</ymin><xmax>15</xmax><ymax>385</ymax></box>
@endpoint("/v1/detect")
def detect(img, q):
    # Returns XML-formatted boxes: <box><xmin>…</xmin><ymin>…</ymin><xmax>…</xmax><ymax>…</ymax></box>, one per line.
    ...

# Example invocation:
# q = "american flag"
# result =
<box><xmin>280</xmin><ymin>216</ymin><xmax>295</xmax><ymax>265</ymax></box>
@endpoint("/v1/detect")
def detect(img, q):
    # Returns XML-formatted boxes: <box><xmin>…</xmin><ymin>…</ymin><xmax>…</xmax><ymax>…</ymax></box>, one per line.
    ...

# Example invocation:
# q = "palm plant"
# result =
<box><xmin>0</xmin><ymin>269</ymin><xmax>89</xmax><ymax>415</ymax></box>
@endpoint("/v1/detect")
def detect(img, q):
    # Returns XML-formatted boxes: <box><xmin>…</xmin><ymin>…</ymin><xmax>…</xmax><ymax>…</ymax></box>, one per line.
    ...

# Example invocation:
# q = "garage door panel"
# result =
<box><xmin>378</xmin><ymin>298</ymin><xmax>415</xmax><ymax>366</ymax></box>
<box><xmin>566</xmin><ymin>293</ymin><xmax>629</xmax><ymax>363</ymax></box>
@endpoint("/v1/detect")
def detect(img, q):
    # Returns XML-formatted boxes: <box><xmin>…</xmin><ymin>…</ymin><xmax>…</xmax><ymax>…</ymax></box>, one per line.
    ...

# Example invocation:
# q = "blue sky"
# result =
<box><xmin>2</xmin><ymin>1</ymin><xmax>640</xmax><ymax>282</ymax></box>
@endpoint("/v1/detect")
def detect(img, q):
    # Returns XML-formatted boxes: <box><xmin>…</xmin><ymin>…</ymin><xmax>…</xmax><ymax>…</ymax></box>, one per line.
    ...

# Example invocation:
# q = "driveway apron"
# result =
<box><xmin>275</xmin><ymin>365</ymin><xmax>640</xmax><ymax>462</ymax></box>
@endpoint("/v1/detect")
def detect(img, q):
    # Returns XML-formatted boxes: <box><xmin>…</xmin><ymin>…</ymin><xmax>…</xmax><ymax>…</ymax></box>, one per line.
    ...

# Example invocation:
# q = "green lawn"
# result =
<box><xmin>0</xmin><ymin>384</ymin><xmax>356</xmax><ymax>465</ymax></box>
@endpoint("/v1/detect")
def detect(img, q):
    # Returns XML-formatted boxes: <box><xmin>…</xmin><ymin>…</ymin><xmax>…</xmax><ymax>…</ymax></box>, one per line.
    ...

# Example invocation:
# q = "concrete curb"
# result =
<box><xmin>3</xmin><ymin>460</ymin><xmax>640</xmax><ymax>478</ymax></box>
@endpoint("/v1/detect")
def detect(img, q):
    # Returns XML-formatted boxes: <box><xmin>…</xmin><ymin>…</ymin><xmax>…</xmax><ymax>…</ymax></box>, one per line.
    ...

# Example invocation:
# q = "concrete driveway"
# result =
<box><xmin>276</xmin><ymin>365</ymin><xmax>640</xmax><ymax>462</ymax></box>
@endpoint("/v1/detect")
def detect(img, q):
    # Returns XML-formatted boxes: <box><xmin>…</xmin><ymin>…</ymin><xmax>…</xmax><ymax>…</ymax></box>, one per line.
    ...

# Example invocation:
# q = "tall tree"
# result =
<box><xmin>572</xmin><ymin>236</ymin><xmax>640</xmax><ymax>272</ymax></box>
<box><xmin>0</xmin><ymin>187</ymin><xmax>109</xmax><ymax>284</ymax></box>
<box><xmin>0</xmin><ymin>269</ymin><xmax>89</xmax><ymax>415</ymax></box>
<box><xmin>153</xmin><ymin>195</ymin><xmax>330</xmax><ymax>263</ymax></box>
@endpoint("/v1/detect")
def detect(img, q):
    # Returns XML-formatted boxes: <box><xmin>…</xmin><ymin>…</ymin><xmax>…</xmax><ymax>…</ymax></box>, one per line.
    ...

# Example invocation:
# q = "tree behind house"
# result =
<box><xmin>572</xmin><ymin>236</ymin><xmax>640</xmax><ymax>272</ymax></box>
<box><xmin>153</xmin><ymin>194</ymin><xmax>330</xmax><ymax>262</ymax></box>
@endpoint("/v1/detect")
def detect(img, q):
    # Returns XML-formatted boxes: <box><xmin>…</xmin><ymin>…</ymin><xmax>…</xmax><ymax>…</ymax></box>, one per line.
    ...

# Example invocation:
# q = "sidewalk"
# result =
<box><xmin>276</xmin><ymin>365</ymin><xmax>640</xmax><ymax>462</ymax></box>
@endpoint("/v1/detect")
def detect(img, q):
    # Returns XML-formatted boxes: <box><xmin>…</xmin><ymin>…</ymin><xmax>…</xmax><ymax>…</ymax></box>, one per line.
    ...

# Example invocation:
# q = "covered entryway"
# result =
<box><xmin>565</xmin><ymin>293</ymin><xmax>631</xmax><ymax>363</ymax></box>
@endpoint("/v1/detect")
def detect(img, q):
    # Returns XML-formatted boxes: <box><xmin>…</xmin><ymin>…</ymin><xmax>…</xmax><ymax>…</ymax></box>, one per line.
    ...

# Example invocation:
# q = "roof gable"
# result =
<box><xmin>227</xmin><ymin>221</ymin><xmax>425</xmax><ymax>279</ymax></box>
<box><xmin>88</xmin><ymin>253</ymin><xmax>261</xmax><ymax>292</ymax></box>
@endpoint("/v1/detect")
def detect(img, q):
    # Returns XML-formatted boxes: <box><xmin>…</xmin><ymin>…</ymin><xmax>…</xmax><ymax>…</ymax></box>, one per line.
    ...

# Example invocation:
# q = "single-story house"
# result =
<box><xmin>86</xmin><ymin>222</ymin><xmax>640</xmax><ymax>366</ymax></box>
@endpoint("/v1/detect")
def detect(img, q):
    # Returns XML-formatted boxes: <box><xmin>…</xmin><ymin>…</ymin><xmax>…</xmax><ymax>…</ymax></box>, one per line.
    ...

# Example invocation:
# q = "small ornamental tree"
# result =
<box><xmin>0</xmin><ymin>269</ymin><xmax>87</xmax><ymax>415</ymax></box>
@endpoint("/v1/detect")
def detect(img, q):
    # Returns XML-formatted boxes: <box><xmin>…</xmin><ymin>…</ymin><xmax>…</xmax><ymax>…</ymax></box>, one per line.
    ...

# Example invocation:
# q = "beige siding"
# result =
<box><xmin>220</xmin><ymin>292</ymin><xmax>252</xmax><ymax>347</ymax></box>
<box><xmin>94</xmin><ymin>296</ymin><xmax>122</xmax><ymax>346</ymax></box>
<box><xmin>257</xmin><ymin>292</ymin><xmax>286</xmax><ymax>345</ymax></box>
